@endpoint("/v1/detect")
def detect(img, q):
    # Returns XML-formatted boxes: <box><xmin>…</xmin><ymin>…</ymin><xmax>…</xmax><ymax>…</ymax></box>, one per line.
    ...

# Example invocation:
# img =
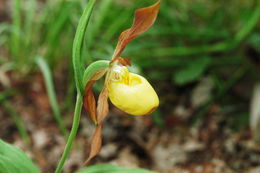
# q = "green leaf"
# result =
<box><xmin>72</xmin><ymin>0</ymin><xmax>97</xmax><ymax>95</ymax></box>
<box><xmin>174</xmin><ymin>56</ymin><xmax>211</xmax><ymax>85</ymax></box>
<box><xmin>0</xmin><ymin>139</ymin><xmax>40</xmax><ymax>173</ymax></box>
<box><xmin>76</xmin><ymin>164</ymin><xmax>157</xmax><ymax>173</ymax></box>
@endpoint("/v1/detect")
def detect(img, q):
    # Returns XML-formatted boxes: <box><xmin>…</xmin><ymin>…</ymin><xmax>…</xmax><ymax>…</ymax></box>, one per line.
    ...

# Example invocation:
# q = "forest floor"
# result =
<box><xmin>1</xmin><ymin>73</ymin><xmax>260</xmax><ymax>173</ymax></box>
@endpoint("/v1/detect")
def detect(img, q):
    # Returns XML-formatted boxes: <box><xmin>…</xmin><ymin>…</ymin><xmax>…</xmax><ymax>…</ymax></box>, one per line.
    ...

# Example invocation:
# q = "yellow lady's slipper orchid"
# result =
<box><xmin>108</xmin><ymin>65</ymin><xmax>159</xmax><ymax>115</ymax></box>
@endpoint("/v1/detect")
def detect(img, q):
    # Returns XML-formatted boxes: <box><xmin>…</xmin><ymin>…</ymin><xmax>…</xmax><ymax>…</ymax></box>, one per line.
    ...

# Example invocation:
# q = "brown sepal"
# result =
<box><xmin>111</xmin><ymin>1</ymin><xmax>160</xmax><ymax>63</ymax></box>
<box><xmin>97</xmin><ymin>87</ymin><xmax>109</xmax><ymax>124</ymax></box>
<box><xmin>84</xmin><ymin>124</ymin><xmax>102</xmax><ymax>165</ymax></box>
<box><xmin>83</xmin><ymin>80</ymin><xmax>97</xmax><ymax>124</ymax></box>
<box><xmin>117</xmin><ymin>57</ymin><xmax>132</xmax><ymax>66</ymax></box>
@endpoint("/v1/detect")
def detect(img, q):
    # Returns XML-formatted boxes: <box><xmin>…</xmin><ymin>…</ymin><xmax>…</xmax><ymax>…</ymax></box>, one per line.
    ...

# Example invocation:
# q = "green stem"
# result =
<box><xmin>55</xmin><ymin>1</ymin><xmax>97</xmax><ymax>172</ymax></box>
<box><xmin>54</xmin><ymin>93</ymin><xmax>83</xmax><ymax>173</ymax></box>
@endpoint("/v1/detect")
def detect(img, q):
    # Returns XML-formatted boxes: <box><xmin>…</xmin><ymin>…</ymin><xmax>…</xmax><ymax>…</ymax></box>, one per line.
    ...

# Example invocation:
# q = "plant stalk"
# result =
<box><xmin>55</xmin><ymin>1</ymin><xmax>96</xmax><ymax>172</ymax></box>
<box><xmin>54</xmin><ymin>93</ymin><xmax>83</xmax><ymax>173</ymax></box>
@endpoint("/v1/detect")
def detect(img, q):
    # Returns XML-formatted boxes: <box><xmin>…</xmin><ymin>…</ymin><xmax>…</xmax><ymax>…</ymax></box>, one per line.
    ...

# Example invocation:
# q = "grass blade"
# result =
<box><xmin>0</xmin><ymin>90</ymin><xmax>29</xmax><ymax>144</ymax></box>
<box><xmin>36</xmin><ymin>57</ymin><xmax>68</xmax><ymax>137</ymax></box>
<box><xmin>24</xmin><ymin>0</ymin><xmax>36</xmax><ymax>47</ymax></box>
<box><xmin>11</xmin><ymin>0</ymin><xmax>21</xmax><ymax>61</ymax></box>
<box><xmin>1</xmin><ymin>102</ymin><xmax>30</xmax><ymax>144</ymax></box>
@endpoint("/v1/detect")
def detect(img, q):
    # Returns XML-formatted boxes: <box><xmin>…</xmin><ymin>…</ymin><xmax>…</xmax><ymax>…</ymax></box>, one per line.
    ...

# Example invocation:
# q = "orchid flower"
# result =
<box><xmin>83</xmin><ymin>0</ymin><xmax>160</xmax><ymax>164</ymax></box>
<box><xmin>55</xmin><ymin>1</ymin><xmax>160</xmax><ymax>172</ymax></box>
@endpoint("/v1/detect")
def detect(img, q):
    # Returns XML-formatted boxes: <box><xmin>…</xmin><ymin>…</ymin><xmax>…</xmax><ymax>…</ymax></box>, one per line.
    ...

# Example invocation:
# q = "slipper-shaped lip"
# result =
<box><xmin>108</xmin><ymin>66</ymin><xmax>159</xmax><ymax>115</ymax></box>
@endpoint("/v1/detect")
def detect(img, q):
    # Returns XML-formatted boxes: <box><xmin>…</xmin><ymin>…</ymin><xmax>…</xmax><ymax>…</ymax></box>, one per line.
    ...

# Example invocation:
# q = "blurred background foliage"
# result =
<box><xmin>0</xmin><ymin>0</ymin><xmax>259</xmax><ymax>143</ymax></box>
<box><xmin>0</xmin><ymin>0</ymin><xmax>260</xmax><ymax>149</ymax></box>
<box><xmin>0</xmin><ymin>0</ymin><xmax>260</xmax><ymax>172</ymax></box>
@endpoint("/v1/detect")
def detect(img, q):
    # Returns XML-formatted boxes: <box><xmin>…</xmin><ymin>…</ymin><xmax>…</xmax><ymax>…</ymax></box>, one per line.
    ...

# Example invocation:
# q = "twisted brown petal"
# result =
<box><xmin>117</xmin><ymin>57</ymin><xmax>132</xmax><ymax>66</ymax></box>
<box><xmin>83</xmin><ymin>80</ymin><xmax>97</xmax><ymax>123</ymax></box>
<box><xmin>111</xmin><ymin>1</ymin><xmax>160</xmax><ymax>63</ymax></box>
<box><xmin>97</xmin><ymin>87</ymin><xmax>109</xmax><ymax>124</ymax></box>
<box><xmin>84</xmin><ymin>124</ymin><xmax>102</xmax><ymax>165</ymax></box>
